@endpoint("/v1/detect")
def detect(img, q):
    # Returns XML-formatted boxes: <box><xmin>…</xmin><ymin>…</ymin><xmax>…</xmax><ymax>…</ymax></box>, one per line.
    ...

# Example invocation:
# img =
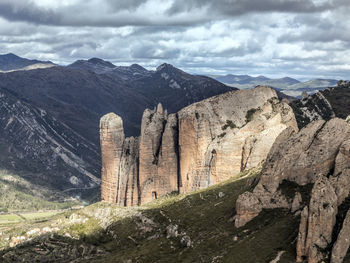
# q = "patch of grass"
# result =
<box><xmin>222</xmin><ymin>120</ymin><xmax>237</xmax><ymax>130</ymax></box>
<box><xmin>245</xmin><ymin>108</ymin><xmax>260</xmax><ymax>123</ymax></box>
<box><xmin>0</xmin><ymin>214</ymin><xmax>23</xmax><ymax>225</ymax></box>
<box><xmin>0</xmin><ymin>171</ymin><xmax>79</xmax><ymax>212</ymax></box>
<box><xmin>218</xmin><ymin>132</ymin><xmax>226</xmax><ymax>138</ymax></box>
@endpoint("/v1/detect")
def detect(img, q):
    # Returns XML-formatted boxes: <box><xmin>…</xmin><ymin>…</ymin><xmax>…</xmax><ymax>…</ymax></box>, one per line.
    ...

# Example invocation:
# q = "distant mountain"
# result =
<box><xmin>280</xmin><ymin>78</ymin><xmax>338</xmax><ymax>97</ymax></box>
<box><xmin>214</xmin><ymin>73</ymin><xmax>339</xmax><ymax>97</ymax></box>
<box><xmin>0</xmin><ymin>59</ymin><xmax>234</xmax><ymax>198</ymax></box>
<box><xmin>0</xmin><ymin>53</ymin><xmax>54</xmax><ymax>71</ymax></box>
<box><xmin>215</xmin><ymin>74</ymin><xmax>300</xmax><ymax>90</ymax></box>
<box><xmin>68</xmin><ymin>58</ymin><xmax>151</xmax><ymax>80</ymax></box>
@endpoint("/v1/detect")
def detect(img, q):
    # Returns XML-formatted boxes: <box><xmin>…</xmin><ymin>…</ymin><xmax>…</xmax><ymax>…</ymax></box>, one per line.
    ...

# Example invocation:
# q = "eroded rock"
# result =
<box><xmin>101</xmin><ymin>86</ymin><xmax>298</xmax><ymax>206</ymax></box>
<box><xmin>296</xmin><ymin>176</ymin><xmax>338</xmax><ymax>263</ymax></box>
<box><xmin>235</xmin><ymin>118</ymin><xmax>350</xmax><ymax>227</ymax></box>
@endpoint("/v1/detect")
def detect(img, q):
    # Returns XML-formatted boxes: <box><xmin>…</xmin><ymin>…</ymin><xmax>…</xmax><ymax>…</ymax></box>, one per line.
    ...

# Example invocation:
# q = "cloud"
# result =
<box><xmin>0</xmin><ymin>0</ymin><xmax>60</xmax><ymax>25</ymax></box>
<box><xmin>0</xmin><ymin>0</ymin><xmax>349</xmax><ymax>80</ymax></box>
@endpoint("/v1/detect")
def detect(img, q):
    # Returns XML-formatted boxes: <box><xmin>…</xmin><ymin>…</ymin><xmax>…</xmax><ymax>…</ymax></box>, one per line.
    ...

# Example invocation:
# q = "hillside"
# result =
<box><xmin>0</xmin><ymin>167</ymin><xmax>303</xmax><ymax>263</ymax></box>
<box><xmin>0</xmin><ymin>53</ymin><xmax>54</xmax><ymax>72</ymax></box>
<box><xmin>0</xmin><ymin>85</ymin><xmax>101</xmax><ymax>198</ymax></box>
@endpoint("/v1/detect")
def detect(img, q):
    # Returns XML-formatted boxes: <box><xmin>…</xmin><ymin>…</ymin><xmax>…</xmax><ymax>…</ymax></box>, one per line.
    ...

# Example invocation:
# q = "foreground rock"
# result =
<box><xmin>101</xmin><ymin>86</ymin><xmax>297</xmax><ymax>205</ymax></box>
<box><xmin>235</xmin><ymin>117</ymin><xmax>350</xmax><ymax>262</ymax></box>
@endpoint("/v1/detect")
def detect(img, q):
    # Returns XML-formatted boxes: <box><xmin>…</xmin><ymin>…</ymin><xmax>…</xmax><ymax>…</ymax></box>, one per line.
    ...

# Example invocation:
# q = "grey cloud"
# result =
<box><xmin>167</xmin><ymin>0</ymin><xmax>334</xmax><ymax>16</ymax></box>
<box><xmin>0</xmin><ymin>0</ymin><xmax>344</xmax><ymax>28</ymax></box>
<box><xmin>104</xmin><ymin>0</ymin><xmax>149</xmax><ymax>11</ymax></box>
<box><xmin>0</xmin><ymin>0</ymin><xmax>60</xmax><ymax>25</ymax></box>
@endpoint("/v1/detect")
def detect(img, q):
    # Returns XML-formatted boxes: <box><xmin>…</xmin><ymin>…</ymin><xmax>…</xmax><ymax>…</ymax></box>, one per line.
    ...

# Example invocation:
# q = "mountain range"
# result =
<box><xmin>0</xmin><ymin>53</ymin><xmax>55</xmax><ymax>72</ymax></box>
<box><xmin>0</xmin><ymin>53</ymin><xmax>234</xmax><ymax>200</ymax></box>
<box><xmin>214</xmin><ymin>73</ymin><xmax>338</xmax><ymax>97</ymax></box>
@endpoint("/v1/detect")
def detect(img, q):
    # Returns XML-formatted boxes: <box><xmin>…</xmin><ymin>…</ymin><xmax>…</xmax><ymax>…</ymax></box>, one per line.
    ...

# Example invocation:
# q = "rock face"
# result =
<box><xmin>178</xmin><ymin>86</ymin><xmax>297</xmax><ymax>193</ymax></box>
<box><xmin>139</xmin><ymin>104</ymin><xmax>179</xmax><ymax>204</ymax></box>
<box><xmin>101</xmin><ymin>86</ymin><xmax>297</xmax><ymax>205</ymax></box>
<box><xmin>100</xmin><ymin>113</ymin><xmax>125</xmax><ymax>204</ymax></box>
<box><xmin>235</xmin><ymin>117</ymin><xmax>350</xmax><ymax>263</ymax></box>
<box><xmin>331</xmin><ymin>210</ymin><xmax>350</xmax><ymax>263</ymax></box>
<box><xmin>297</xmin><ymin>176</ymin><xmax>338</xmax><ymax>263</ymax></box>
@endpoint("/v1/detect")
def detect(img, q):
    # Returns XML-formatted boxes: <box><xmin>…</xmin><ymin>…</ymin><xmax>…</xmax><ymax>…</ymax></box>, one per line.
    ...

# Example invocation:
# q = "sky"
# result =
<box><xmin>0</xmin><ymin>0</ymin><xmax>349</xmax><ymax>80</ymax></box>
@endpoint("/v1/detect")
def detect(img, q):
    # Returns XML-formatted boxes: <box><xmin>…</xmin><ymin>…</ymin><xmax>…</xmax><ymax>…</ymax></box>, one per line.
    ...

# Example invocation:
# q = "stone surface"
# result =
<box><xmin>235</xmin><ymin>118</ymin><xmax>350</xmax><ymax>228</ymax></box>
<box><xmin>101</xmin><ymin>86</ymin><xmax>298</xmax><ymax>206</ymax></box>
<box><xmin>139</xmin><ymin>103</ymin><xmax>168</xmax><ymax>204</ymax></box>
<box><xmin>296</xmin><ymin>176</ymin><xmax>338</xmax><ymax>263</ymax></box>
<box><xmin>296</xmin><ymin>206</ymin><xmax>309</xmax><ymax>262</ymax></box>
<box><xmin>178</xmin><ymin>86</ymin><xmax>297</xmax><ymax>193</ymax></box>
<box><xmin>291</xmin><ymin>192</ymin><xmax>302</xmax><ymax>213</ymax></box>
<box><xmin>330</xmin><ymin>140</ymin><xmax>350</xmax><ymax>206</ymax></box>
<box><xmin>331</xmin><ymin>210</ymin><xmax>350</xmax><ymax>263</ymax></box>
<box><xmin>117</xmin><ymin>137</ymin><xmax>139</xmax><ymax>206</ymax></box>
<box><xmin>234</xmin><ymin>192</ymin><xmax>262</xmax><ymax>228</ymax></box>
<box><xmin>100</xmin><ymin>113</ymin><xmax>125</xmax><ymax>203</ymax></box>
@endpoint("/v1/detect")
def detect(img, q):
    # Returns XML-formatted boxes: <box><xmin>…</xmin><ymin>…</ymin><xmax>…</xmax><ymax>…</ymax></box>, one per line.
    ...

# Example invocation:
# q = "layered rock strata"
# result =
<box><xmin>235</xmin><ymin>118</ymin><xmax>350</xmax><ymax>263</ymax></box>
<box><xmin>101</xmin><ymin>86</ymin><xmax>297</xmax><ymax>205</ymax></box>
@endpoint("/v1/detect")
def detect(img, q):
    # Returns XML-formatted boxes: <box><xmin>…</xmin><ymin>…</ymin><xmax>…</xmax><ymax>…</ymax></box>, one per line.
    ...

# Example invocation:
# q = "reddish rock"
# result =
<box><xmin>100</xmin><ymin>113</ymin><xmax>125</xmax><ymax>203</ymax></box>
<box><xmin>101</xmin><ymin>86</ymin><xmax>298</xmax><ymax>206</ymax></box>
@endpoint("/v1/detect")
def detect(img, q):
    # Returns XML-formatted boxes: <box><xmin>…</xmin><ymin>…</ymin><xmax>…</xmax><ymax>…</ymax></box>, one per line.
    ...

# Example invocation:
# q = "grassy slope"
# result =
<box><xmin>0</xmin><ymin>170</ymin><xmax>79</xmax><ymax>212</ymax></box>
<box><xmin>0</xmin><ymin>168</ymin><xmax>301</xmax><ymax>263</ymax></box>
<box><xmin>87</xmin><ymin>168</ymin><xmax>299</xmax><ymax>263</ymax></box>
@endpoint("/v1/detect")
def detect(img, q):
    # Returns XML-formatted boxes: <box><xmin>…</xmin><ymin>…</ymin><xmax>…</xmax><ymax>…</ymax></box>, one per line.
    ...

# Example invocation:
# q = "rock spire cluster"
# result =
<box><xmin>101</xmin><ymin>86</ymin><xmax>297</xmax><ymax>205</ymax></box>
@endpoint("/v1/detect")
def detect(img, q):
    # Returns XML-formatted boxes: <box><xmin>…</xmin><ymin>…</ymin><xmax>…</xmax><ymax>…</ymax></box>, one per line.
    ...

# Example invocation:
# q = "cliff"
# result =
<box><xmin>235</xmin><ymin>118</ymin><xmax>350</xmax><ymax>263</ymax></box>
<box><xmin>100</xmin><ymin>86</ymin><xmax>298</xmax><ymax>205</ymax></box>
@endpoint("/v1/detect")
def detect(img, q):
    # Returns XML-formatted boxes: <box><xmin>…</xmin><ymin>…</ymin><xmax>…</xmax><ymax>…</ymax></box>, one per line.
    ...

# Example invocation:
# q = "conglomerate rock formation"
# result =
<box><xmin>101</xmin><ymin>86</ymin><xmax>298</xmax><ymax>205</ymax></box>
<box><xmin>235</xmin><ymin>117</ymin><xmax>350</xmax><ymax>263</ymax></box>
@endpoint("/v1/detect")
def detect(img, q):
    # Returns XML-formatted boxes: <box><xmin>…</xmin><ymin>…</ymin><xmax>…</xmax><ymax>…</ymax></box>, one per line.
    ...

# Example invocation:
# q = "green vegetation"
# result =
<box><xmin>245</xmin><ymin>108</ymin><xmax>260</xmax><ymax>123</ymax></box>
<box><xmin>0</xmin><ymin>167</ymin><xmax>301</xmax><ymax>262</ymax></box>
<box><xmin>218</xmin><ymin>132</ymin><xmax>226</xmax><ymax>138</ymax></box>
<box><xmin>221</xmin><ymin>120</ymin><xmax>237</xmax><ymax>130</ymax></box>
<box><xmin>0</xmin><ymin>170</ymin><xmax>79</xmax><ymax>212</ymax></box>
<box><xmin>0</xmin><ymin>211</ymin><xmax>63</xmax><ymax>226</ymax></box>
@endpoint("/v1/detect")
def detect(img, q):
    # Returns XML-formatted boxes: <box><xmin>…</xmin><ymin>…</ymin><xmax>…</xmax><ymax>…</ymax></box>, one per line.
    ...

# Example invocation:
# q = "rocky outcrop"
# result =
<box><xmin>290</xmin><ymin>80</ymin><xmax>350</xmax><ymax>129</ymax></box>
<box><xmin>296</xmin><ymin>176</ymin><xmax>338</xmax><ymax>263</ymax></box>
<box><xmin>178</xmin><ymin>86</ymin><xmax>298</xmax><ymax>193</ymax></box>
<box><xmin>235</xmin><ymin>117</ymin><xmax>350</xmax><ymax>263</ymax></box>
<box><xmin>101</xmin><ymin>86</ymin><xmax>298</xmax><ymax>206</ymax></box>
<box><xmin>100</xmin><ymin>113</ymin><xmax>125</xmax><ymax>203</ymax></box>
<box><xmin>139</xmin><ymin>105</ymin><xmax>179</xmax><ymax>204</ymax></box>
<box><xmin>331</xmin><ymin>210</ymin><xmax>350</xmax><ymax>263</ymax></box>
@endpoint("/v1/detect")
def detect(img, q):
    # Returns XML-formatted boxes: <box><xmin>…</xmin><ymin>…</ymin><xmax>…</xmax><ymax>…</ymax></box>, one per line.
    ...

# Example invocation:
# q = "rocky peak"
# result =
<box><xmin>87</xmin><ymin>58</ymin><xmax>116</xmax><ymax>68</ymax></box>
<box><xmin>130</xmin><ymin>63</ymin><xmax>147</xmax><ymax>71</ymax></box>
